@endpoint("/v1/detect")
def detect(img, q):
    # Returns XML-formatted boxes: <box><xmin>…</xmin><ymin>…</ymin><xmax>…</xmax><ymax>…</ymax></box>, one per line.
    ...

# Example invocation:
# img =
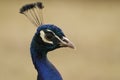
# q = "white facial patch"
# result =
<box><xmin>46</xmin><ymin>29</ymin><xmax>66</xmax><ymax>44</ymax></box>
<box><xmin>40</xmin><ymin>29</ymin><xmax>65</xmax><ymax>45</ymax></box>
<box><xmin>40</xmin><ymin>30</ymin><xmax>53</xmax><ymax>44</ymax></box>
<box><xmin>47</xmin><ymin>29</ymin><xmax>67</xmax><ymax>45</ymax></box>
<box><xmin>46</xmin><ymin>29</ymin><xmax>52</xmax><ymax>32</ymax></box>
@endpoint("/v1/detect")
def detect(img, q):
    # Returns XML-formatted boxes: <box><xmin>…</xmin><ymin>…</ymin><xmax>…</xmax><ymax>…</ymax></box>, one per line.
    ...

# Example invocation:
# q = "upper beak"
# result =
<box><xmin>59</xmin><ymin>37</ymin><xmax>75</xmax><ymax>49</ymax></box>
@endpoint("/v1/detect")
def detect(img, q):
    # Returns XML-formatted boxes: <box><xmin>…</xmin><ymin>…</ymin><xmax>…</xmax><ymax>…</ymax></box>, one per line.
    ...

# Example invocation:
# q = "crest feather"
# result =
<box><xmin>20</xmin><ymin>2</ymin><xmax>44</xmax><ymax>27</ymax></box>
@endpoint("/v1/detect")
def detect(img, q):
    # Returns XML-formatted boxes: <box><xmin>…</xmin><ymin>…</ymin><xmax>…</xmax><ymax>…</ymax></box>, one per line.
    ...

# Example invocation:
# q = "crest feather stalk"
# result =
<box><xmin>20</xmin><ymin>2</ymin><xmax>44</xmax><ymax>27</ymax></box>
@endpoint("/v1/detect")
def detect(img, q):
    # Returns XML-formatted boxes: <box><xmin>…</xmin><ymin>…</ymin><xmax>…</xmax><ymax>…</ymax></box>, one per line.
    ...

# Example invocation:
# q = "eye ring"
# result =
<box><xmin>45</xmin><ymin>32</ymin><xmax>55</xmax><ymax>41</ymax></box>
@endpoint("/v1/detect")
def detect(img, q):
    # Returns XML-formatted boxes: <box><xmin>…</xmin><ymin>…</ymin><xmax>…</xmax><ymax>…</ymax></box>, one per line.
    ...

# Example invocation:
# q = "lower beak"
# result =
<box><xmin>59</xmin><ymin>37</ymin><xmax>75</xmax><ymax>49</ymax></box>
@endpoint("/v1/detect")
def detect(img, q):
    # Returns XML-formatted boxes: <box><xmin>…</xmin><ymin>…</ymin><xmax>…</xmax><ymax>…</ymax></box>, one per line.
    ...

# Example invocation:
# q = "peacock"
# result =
<box><xmin>20</xmin><ymin>2</ymin><xmax>75</xmax><ymax>80</ymax></box>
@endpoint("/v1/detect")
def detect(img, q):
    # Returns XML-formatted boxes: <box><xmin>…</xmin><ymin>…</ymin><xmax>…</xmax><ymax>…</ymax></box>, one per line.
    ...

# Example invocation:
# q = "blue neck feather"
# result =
<box><xmin>30</xmin><ymin>34</ymin><xmax>63</xmax><ymax>80</ymax></box>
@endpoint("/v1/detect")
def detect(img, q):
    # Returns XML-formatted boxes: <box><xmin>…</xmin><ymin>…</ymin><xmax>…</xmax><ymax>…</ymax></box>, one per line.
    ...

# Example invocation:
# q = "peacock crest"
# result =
<box><xmin>20</xmin><ymin>2</ymin><xmax>44</xmax><ymax>26</ymax></box>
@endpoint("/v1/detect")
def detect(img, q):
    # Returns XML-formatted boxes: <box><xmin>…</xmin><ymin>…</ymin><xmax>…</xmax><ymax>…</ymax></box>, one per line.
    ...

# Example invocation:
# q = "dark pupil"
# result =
<box><xmin>45</xmin><ymin>32</ymin><xmax>54</xmax><ymax>40</ymax></box>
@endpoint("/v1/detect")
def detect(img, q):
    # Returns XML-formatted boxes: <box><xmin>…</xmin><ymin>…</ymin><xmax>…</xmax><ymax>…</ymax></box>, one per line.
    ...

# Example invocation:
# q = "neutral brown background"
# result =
<box><xmin>0</xmin><ymin>0</ymin><xmax>120</xmax><ymax>80</ymax></box>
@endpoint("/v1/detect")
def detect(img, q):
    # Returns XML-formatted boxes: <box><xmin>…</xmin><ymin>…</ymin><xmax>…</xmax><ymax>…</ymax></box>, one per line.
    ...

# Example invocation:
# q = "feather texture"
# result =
<box><xmin>20</xmin><ymin>2</ymin><xmax>75</xmax><ymax>80</ymax></box>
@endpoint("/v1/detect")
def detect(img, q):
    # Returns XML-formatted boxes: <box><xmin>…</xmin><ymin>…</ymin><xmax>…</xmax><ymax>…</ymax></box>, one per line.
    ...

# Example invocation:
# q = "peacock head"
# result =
<box><xmin>34</xmin><ymin>24</ymin><xmax>75</xmax><ymax>51</ymax></box>
<box><xmin>20</xmin><ymin>2</ymin><xmax>75</xmax><ymax>52</ymax></box>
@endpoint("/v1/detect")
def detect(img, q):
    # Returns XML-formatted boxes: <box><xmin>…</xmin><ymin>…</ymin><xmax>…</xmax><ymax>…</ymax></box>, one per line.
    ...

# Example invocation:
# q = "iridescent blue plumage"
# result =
<box><xmin>20</xmin><ymin>2</ymin><xmax>75</xmax><ymax>80</ymax></box>
<box><xmin>30</xmin><ymin>24</ymin><xmax>65</xmax><ymax>80</ymax></box>
<box><xmin>36</xmin><ymin>24</ymin><xmax>65</xmax><ymax>38</ymax></box>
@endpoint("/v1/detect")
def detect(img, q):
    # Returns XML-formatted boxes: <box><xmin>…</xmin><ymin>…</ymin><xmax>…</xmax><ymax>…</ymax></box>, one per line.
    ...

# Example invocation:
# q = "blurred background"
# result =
<box><xmin>0</xmin><ymin>0</ymin><xmax>120</xmax><ymax>80</ymax></box>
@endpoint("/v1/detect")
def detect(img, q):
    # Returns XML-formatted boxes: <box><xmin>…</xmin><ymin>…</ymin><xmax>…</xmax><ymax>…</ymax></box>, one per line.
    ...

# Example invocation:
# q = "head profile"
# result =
<box><xmin>33</xmin><ymin>24</ymin><xmax>75</xmax><ymax>52</ymax></box>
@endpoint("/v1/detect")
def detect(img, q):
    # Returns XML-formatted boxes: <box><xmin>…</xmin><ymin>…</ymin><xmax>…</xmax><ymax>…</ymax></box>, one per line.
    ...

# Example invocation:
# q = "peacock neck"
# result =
<box><xmin>30</xmin><ymin>36</ymin><xmax>63</xmax><ymax>80</ymax></box>
<box><xmin>30</xmin><ymin>47</ymin><xmax>63</xmax><ymax>80</ymax></box>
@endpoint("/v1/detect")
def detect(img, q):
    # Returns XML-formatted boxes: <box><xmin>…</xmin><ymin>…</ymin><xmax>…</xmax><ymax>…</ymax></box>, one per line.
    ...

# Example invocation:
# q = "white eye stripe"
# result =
<box><xmin>46</xmin><ymin>29</ymin><xmax>53</xmax><ymax>32</ymax></box>
<box><xmin>40</xmin><ymin>30</ymin><xmax>53</xmax><ymax>44</ymax></box>
<box><xmin>40</xmin><ymin>29</ymin><xmax>64</xmax><ymax>45</ymax></box>
<box><xmin>46</xmin><ymin>29</ymin><xmax>64</xmax><ymax>43</ymax></box>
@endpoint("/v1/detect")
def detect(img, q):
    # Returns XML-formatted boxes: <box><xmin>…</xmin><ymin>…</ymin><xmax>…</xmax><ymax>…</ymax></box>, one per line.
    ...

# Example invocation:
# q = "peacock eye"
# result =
<box><xmin>45</xmin><ymin>32</ymin><xmax>54</xmax><ymax>41</ymax></box>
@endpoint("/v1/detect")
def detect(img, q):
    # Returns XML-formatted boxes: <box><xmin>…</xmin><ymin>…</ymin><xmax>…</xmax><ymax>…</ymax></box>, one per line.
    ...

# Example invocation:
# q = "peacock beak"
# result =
<box><xmin>59</xmin><ymin>37</ymin><xmax>75</xmax><ymax>49</ymax></box>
